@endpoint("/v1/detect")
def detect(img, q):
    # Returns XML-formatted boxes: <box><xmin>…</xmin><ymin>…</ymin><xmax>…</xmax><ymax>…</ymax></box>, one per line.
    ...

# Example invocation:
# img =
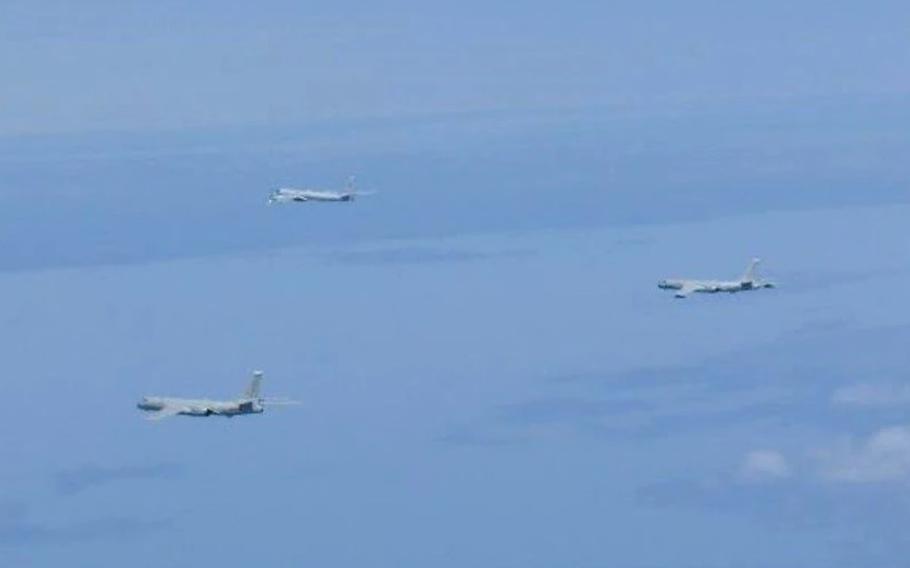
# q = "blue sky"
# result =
<box><xmin>2</xmin><ymin>2</ymin><xmax>910</xmax><ymax>567</ymax></box>
<box><xmin>1</xmin><ymin>1</ymin><xmax>908</xmax><ymax>134</ymax></box>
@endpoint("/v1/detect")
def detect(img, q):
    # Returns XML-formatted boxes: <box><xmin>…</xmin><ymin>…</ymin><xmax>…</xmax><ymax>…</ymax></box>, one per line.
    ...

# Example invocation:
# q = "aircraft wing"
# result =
<box><xmin>675</xmin><ymin>282</ymin><xmax>699</xmax><ymax>298</ymax></box>
<box><xmin>145</xmin><ymin>406</ymin><xmax>185</xmax><ymax>421</ymax></box>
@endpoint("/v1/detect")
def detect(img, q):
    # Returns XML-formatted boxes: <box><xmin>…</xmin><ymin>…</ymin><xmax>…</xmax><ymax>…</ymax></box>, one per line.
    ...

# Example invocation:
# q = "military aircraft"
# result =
<box><xmin>267</xmin><ymin>176</ymin><xmax>373</xmax><ymax>204</ymax></box>
<box><xmin>137</xmin><ymin>371</ymin><xmax>297</xmax><ymax>421</ymax></box>
<box><xmin>657</xmin><ymin>258</ymin><xmax>776</xmax><ymax>299</ymax></box>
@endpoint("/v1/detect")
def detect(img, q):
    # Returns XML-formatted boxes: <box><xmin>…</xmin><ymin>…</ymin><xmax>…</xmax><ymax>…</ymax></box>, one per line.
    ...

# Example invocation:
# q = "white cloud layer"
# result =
<box><xmin>739</xmin><ymin>450</ymin><xmax>792</xmax><ymax>482</ymax></box>
<box><xmin>818</xmin><ymin>426</ymin><xmax>910</xmax><ymax>483</ymax></box>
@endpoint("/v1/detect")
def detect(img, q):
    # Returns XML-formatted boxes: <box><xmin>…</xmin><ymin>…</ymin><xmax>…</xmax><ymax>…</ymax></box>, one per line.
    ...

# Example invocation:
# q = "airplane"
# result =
<box><xmin>267</xmin><ymin>176</ymin><xmax>373</xmax><ymax>204</ymax></box>
<box><xmin>657</xmin><ymin>258</ymin><xmax>776</xmax><ymax>299</ymax></box>
<box><xmin>136</xmin><ymin>371</ymin><xmax>297</xmax><ymax>421</ymax></box>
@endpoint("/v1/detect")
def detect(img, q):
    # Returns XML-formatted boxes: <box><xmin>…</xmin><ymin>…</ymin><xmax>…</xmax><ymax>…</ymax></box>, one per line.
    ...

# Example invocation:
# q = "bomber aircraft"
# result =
<box><xmin>137</xmin><ymin>371</ymin><xmax>297</xmax><ymax>421</ymax></box>
<box><xmin>657</xmin><ymin>258</ymin><xmax>776</xmax><ymax>299</ymax></box>
<box><xmin>267</xmin><ymin>176</ymin><xmax>373</xmax><ymax>204</ymax></box>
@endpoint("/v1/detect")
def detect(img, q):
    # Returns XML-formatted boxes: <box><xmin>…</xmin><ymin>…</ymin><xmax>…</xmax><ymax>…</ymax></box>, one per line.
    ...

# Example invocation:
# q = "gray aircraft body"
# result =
<box><xmin>268</xmin><ymin>176</ymin><xmax>372</xmax><ymax>204</ymax></box>
<box><xmin>658</xmin><ymin>258</ymin><xmax>775</xmax><ymax>298</ymax></box>
<box><xmin>137</xmin><ymin>371</ymin><xmax>296</xmax><ymax>420</ymax></box>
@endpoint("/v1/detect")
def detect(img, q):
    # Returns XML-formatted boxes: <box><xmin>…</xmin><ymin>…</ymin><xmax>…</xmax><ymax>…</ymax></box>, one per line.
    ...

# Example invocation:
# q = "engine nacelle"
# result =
<box><xmin>238</xmin><ymin>401</ymin><xmax>263</xmax><ymax>414</ymax></box>
<box><xmin>185</xmin><ymin>408</ymin><xmax>214</xmax><ymax>416</ymax></box>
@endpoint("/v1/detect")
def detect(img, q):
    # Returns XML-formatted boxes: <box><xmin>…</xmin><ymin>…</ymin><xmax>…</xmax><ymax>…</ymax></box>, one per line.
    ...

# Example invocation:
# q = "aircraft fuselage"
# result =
<box><xmin>136</xmin><ymin>396</ymin><xmax>263</xmax><ymax>418</ymax></box>
<box><xmin>658</xmin><ymin>279</ymin><xmax>757</xmax><ymax>293</ymax></box>
<box><xmin>657</xmin><ymin>279</ymin><xmax>774</xmax><ymax>298</ymax></box>
<box><xmin>269</xmin><ymin>189</ymin><xmax>353</xmax><ymax>203</ymax></box>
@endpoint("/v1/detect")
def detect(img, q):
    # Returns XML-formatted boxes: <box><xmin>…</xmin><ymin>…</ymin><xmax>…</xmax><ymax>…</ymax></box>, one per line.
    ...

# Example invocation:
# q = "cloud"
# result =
<box><xmin>817</xmin><ymin>426</ymin><xmax>910</xmax><ymax>483</ymax></box>
<box><xmin>442</xmin><ymin>372</ymin><xmax>806</xmax><ymax>447</ymax></box>
<box><xmin>496</xmin><ymin>397</ymin><xmax>652</xmax><ymax>425</ymax></box>
<box><xmin>438</xmin><ymin>396</ymin><xmax>652</xmax><ymax>448</ymax></box>
<box><xmin>739</xmin><ymin>450</ymin><xmax>792</xmax><ymax>483</ymax></box>
<box><xmin>636</xmin><ymin>444</ymin><xmax>910</xmax><ymax>532</ymax></box>
<box><xmin>446</xmin><ymin>320</ymin><xmax>910</xmax><ymax>451</ymax></box>
<box><xmin>0</xmin><ymin>500</ymin><xmax>169</xmax><ymax>547</ymax></box>
<box><xmin>54</xmin><ymin>463</ymin><xmax>183</xmax><ymax>496</ymax></box>
<box><xmin>0</xmin><ymin>517</ymin><xmax>170</xmax><ymax>547</ymax></box>
<box><xmin>832</xmin><ymin>383</ymin><xmax>910</xmax><ymax>407</ymax></box>
<box><xmin>635</xmin><ymin>477</ymin><xmax>825</xmax><ymax>527</ymax></box>
<box><xmin>636</xmin><ymin>475</ymin><xmax>910</xmax><ymax>533</ymax></box>
<box><xmin>324</xmin><ymin>247</ymin><xmax>532</xmax><ymax>266</ymax></box>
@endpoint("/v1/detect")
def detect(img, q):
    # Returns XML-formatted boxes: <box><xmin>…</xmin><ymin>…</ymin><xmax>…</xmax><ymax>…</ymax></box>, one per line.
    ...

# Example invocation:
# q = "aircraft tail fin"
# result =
<box><xmin>741</xmin><ymin>258</ymin><xmax>762</xmax><ymax>282</ymax></box>
<box><xmin>243</xmin><ymin>371</ymin><xmax>264</xmax><ymax>400</ymax></box>
<box><xmin>346</xmin><ymin>175</ymin><xmax>356</xmax><ymax>198</ymax></box>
